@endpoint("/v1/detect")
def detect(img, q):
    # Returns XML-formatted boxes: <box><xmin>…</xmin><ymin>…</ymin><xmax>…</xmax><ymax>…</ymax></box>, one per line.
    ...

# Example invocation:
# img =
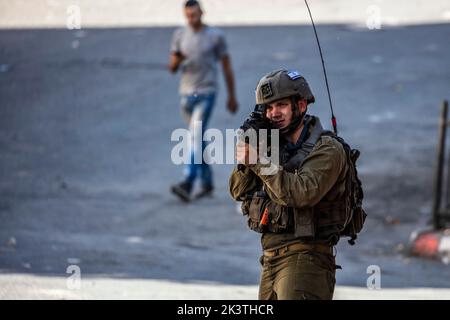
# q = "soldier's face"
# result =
<box><xmin>266</xmin><ymin>98</ymin><xmax>294</xmax><ymax>129</ymax></box>
<box><xmin>184</xmin><ymin>6</ymin><xmax>202</xmax><ymax>28</ymax></box>
<box><xmin>266</xmin><ymin>98</ymin><xmax>308</xmax><ymax>129</ymax></box>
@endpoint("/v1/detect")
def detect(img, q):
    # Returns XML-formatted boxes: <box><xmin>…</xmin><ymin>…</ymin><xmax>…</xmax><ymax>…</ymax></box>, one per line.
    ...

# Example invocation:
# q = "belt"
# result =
<box><xmin>263</xmin><ymin>242</ymin><xmax>333</xmax><ymax>257</ymax></box>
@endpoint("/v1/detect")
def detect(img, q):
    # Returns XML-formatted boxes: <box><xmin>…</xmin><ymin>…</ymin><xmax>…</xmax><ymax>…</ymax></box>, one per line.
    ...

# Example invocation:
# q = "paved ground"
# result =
<box><xmin>1</xmin><ymin>17</ymin><xmax>450</xmax><ymax>298</ymax></box>
<box><xmin>3</xmin><ymin>274</ymin><xmax>450</xmax><ymax>300</ymax></box>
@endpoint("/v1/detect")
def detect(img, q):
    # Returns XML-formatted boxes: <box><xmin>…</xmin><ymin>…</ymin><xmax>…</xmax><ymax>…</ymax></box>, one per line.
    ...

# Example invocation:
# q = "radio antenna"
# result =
<box><xmin>304</xmin><ymin>0</ymin><xmax>337</xmax><ymax>134</ymax></box>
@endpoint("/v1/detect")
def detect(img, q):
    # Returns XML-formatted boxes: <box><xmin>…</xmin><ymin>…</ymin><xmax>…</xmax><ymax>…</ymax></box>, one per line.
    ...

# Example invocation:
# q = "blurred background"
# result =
<box><xmin>1</xmin><ymin>0</ymin><xmax>450</xmax><ymax>299</ymax></box>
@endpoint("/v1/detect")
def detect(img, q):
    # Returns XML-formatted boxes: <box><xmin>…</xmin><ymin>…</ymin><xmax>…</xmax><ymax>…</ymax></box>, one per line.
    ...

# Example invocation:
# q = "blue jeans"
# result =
<box><xmin>180</xmin><ymin>93</ymin><xmax>216</xmax><ymax>188</ymax></box>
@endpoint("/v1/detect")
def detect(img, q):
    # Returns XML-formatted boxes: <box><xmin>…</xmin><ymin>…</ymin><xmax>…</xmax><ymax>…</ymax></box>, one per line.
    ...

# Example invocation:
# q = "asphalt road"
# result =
<box><xmin>1</xmin><ymin>23</ymin><xmax>450</xmax><ymax>290</ymax></box>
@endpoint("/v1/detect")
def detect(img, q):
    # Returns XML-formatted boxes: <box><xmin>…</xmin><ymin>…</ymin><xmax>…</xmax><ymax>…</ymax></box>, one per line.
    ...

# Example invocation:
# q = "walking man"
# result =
<box><xmin>169</xmin><ymin>0</ymin><xmax>238</xmax><ymax>202</ymax></box>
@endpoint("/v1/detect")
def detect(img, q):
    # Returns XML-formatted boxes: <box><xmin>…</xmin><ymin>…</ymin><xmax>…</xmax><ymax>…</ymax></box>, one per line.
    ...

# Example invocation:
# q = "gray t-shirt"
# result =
<box><xmin>170</xmin><ymin>25</ymin><xmax>228</xmax><ymax>95</ymax></box>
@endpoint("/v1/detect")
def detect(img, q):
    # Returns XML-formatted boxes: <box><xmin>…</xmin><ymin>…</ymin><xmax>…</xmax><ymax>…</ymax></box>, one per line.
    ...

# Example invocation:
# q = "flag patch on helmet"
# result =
<box><xmin>261</xmin><ymin>82</ymin><xmax>273</xmax><ymax>99</ymax></box>
<box><xmin>287</xmin><ymin>70</ymin><xmax>302</xmax><ymax>80</ymax></box>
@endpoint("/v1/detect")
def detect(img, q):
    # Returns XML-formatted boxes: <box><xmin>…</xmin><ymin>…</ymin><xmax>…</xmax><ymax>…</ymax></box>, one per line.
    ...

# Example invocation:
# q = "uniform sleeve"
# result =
<box><xmin>250</xmin><ymin>137</ymin><xmax>347</xmax><ymax>208</ymax></box>
<box><xmin>215</xmin><ymin>30</ymin><xmax>228</xmax><ymax>59</ymax></box>
<box><xmin>170</xmin><ymin>28</ymin><xmax>182</xmax><ymax>54</ymax></box>
<box><xmin>229</xmin><ymin>166</ymin><xmax>260</xmax><ymax>201</ymax></box>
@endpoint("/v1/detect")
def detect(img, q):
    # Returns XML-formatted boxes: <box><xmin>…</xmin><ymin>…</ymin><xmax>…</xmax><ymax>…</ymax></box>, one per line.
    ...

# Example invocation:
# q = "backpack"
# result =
<box><xmin>330</xmin><ymin>135</ymin><xmax>367</xmax><ymax>245</ymax></box>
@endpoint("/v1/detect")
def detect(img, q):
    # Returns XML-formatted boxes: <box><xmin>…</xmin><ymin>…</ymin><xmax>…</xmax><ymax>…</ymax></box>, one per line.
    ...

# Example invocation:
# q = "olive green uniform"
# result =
<box><xmin>229</xmin><ymin>118</ymin><xmax>348</xmax><ymax>300</ymax></box>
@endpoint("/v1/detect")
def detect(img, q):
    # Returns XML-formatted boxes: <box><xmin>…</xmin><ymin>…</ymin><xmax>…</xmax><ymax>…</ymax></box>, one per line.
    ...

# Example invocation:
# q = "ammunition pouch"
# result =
<box><xmin>242</xmin><ymin>192</ymin><xmax>351</xmax><ymax>240</ymax></box>
<box><xmin>242</xmin><ymin>191</ymin><xmax>292</xmax><ymax>234</ymax></box>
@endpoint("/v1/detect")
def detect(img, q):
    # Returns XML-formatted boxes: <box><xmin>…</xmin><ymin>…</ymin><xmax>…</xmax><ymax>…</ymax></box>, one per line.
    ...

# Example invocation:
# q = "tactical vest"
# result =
<box><xmin>243</xmin><ymin>116</ymin><xmax>366</xmax><ymax>245</ymax></box>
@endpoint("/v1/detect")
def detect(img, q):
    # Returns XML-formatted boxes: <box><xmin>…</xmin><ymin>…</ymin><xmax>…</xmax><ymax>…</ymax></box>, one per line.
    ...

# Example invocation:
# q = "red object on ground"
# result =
<box><xmin>411</xmin><ymin>232</ymin><xmax>440</xmax><ymax>257</ymax></box>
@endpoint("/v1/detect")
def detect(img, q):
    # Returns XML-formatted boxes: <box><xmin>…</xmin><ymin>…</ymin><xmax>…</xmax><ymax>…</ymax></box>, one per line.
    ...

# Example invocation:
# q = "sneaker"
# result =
<box><xmin>171</xmin><ymin>182</ymin><xmax>192</xmax><ymax>202</ymax></box>
<box><xmin>193</xmin><ymin>185</ymin><xmax>214</xmax><ymax>200</ymax></box>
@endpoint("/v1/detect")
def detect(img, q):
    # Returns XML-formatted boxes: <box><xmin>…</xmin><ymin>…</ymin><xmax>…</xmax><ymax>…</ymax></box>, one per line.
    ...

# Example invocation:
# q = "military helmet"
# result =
<box><xmin>255</xmin><ymin>69</ymin><xmax>315</xmax><ymax>105</ymax></box>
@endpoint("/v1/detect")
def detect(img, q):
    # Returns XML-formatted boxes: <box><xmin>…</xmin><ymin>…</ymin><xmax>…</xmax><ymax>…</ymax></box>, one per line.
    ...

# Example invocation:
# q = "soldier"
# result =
<box><xmin>229</xmin><ymin>69</ymin><xmax>351</xmax><ymax>300</ymax></box>
<box><xmin>169</xmin><ymin>0</ymin><xmax>238</xmax><ymax>202</ymax></box>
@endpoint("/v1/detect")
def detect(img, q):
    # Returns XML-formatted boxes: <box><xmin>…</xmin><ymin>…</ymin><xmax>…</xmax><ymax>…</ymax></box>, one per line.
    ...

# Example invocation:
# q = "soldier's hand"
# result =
<box><xmin>227</xmin><ymin>95</ymin><xmax>239</xmax><ymax>114</ymax></box>
<box><xmin>236</xmin><ymin>141</ymin><xmax>258</xmax><ymax>166</ymax></box>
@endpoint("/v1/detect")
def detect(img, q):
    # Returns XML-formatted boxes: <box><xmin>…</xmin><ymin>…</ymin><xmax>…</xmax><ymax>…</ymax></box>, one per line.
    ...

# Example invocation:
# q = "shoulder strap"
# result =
<box><xmin>283</xmin><ymin>116</ymin><xmax>327</xmax><ymax>172</ymax></box>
